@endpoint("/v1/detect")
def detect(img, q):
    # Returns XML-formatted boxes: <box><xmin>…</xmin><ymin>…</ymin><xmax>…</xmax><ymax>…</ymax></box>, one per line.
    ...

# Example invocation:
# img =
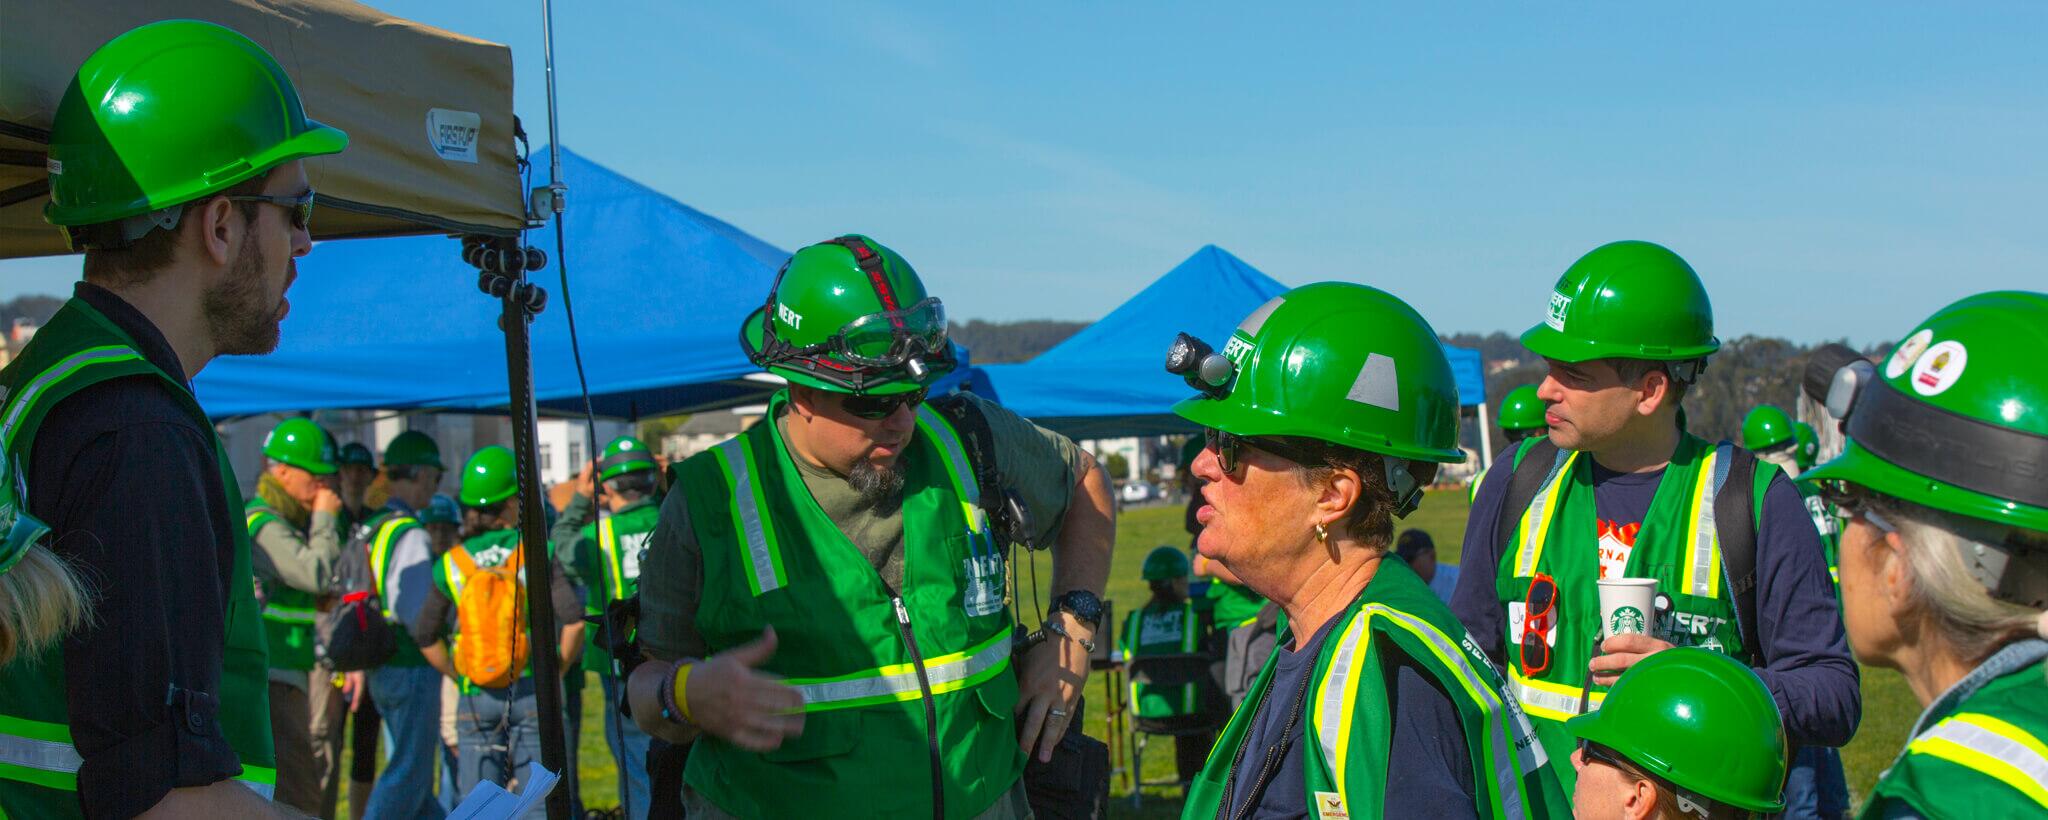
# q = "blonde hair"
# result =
<box><xmin>0</xmin><ymin>546</ymin><xmax>92</xmax><ymax>667</ymax></box>
<box><xmin>1874</xmin><ymin>495</ymin><xmax>2048</xmax><ymax>665</ymax></box>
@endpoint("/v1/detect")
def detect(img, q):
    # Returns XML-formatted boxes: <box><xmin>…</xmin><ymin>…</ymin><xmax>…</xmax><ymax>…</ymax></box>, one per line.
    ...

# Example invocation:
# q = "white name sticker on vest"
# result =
<box><xmin>1507</xmin><ymin>602</ymin><xmax>1557</xmax><ymax>649</ymax></box>
<box><xmin>1139</xmin><ymin>611</ymin><xmax>1185</xmax><ymax>646</ymax></box>
<box><xmin>426</xmin><ymin>108</ymin><xmax>482</xmax><ymax>163</ymax></box>
<box><xmin>1314</xmin><ymin>791</ymin><xmax>1349</xmax><ymax>820</ymax></box>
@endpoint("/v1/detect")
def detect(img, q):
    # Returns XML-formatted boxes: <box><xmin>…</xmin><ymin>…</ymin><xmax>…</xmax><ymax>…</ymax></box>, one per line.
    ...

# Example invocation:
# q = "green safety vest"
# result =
<box><xmin>433</xmin><ymin>528</ymin><xmax>533</xmax><ymax>693</ymax></box>
<box><xmin>0</xmin><ymin>298</ymin><xmax>277</xmax><ymax>814</ymax></box>
<box><xmin>1794</xmin><ymin>478</ymin><xmax>1842</xmax><ymax>587</ymax></box>
<box><xmin>1492</xmin><ymin>433</ymin><xmax>1774</xmax><ymax>792</ymax></box>
<box><xmin>1206</xmin><ymin>580</ymin><xmax>1267</xmax><ymax>630</ymax></box>
<box><xmin>244</xmin><ymin>501</ymin><xmax>321</xmax><ymax>672</ymax></box>
<box><xmin>577</xmin><ymin>498</ymin><xmax>659</xmax><ymax>674</ymax></box>
<box><xmin>363</xmin><ymin>511</ymin><xmax>429</xmax><ymax>667</ymax></box>
<box><xmin>1121</xmin><ymin>599</ymin><xmax>1206</xmax><ymax>719</ymax></box>
<box><xmin>1183</xmin><ymin>560</ymin><xmax>1568</xmax><ymax>820</ymax></box>
<box><xmin>676</xmin><ymin>391</ymin><xmax>1021</xmax><ymax>819</ymax></box>
<box><xmin>1862</xmin><ymin>641</ymin><xmax>2048</xmax><ymax>818</ymax></box>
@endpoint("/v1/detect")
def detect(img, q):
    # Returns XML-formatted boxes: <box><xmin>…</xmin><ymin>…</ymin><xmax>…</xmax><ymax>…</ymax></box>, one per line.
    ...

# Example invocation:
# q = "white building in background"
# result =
<box><xmin>661</xmin><ymin>409</ymin><xmax>762</xmax><ymax>461</ymax></box>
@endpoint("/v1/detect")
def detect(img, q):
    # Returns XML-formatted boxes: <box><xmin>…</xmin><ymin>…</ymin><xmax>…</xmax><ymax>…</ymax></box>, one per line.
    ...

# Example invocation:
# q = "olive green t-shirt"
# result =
<box><xmin>639</xmin><ymin>393</ymin><xmax>1088</xmax><ymax>660</ymax></box>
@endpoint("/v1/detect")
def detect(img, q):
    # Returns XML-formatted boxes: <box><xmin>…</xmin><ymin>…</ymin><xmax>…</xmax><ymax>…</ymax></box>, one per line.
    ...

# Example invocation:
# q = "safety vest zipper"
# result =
<box><xmin>885</xmin><ymin>589</ymin><xmax>946</xmax><ymax>820</ymax></box>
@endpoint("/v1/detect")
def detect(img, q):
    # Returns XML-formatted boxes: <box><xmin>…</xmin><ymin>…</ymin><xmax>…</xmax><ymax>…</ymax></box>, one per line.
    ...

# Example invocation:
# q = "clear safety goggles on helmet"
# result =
<box><xmin>753</xmin><ymin>236</ymin><xmax>955</xmax><ymax>388</ymax></box>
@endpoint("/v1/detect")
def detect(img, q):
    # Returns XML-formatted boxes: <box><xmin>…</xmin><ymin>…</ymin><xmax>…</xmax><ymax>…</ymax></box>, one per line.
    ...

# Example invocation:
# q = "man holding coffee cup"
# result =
<box><xmin>1448</xmin><ymin>241</ymin><xmax>1860</xmax><ymax>801</ymax></box>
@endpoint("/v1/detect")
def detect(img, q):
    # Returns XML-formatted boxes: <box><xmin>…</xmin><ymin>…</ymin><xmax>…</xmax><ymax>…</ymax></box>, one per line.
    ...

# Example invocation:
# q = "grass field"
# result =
<box><xmin>338</xmin><ymin>489</ymin><xmax>1915</xmax><ymax>818</ymax></box>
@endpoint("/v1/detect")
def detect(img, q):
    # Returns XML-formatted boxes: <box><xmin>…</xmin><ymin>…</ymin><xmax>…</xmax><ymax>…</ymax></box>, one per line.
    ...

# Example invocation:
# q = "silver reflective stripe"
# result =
<box><xmin>1314</xmin><ymin>613</ymin><xmax>1370</xmax><ymax>773</ymax></box>
<box><xmin>262</xmin><ymin>605</ymin><xmax>319</xmax><ymax>624</ymax></box>
<box><xmin>1512</xmin><ymin>449</ymin><xmax>1576</xmax><ymax>577</ymax></box>
<box><xmin>793</xmin><ymin>632</ymin><xmax>1010</xmax><ymax>707</ymax></box>
<box><xmin>1688</xmin><ymin>448</ymin><xmax>1732</xmax><ymax>598</ymax></box>
<box><xmin>1370</xmin><ymin>607</ymin><xmax>1528</xmax><ymax>820</ymax></box>
<box><xmin>1913</xmin><ymin>715</ymin><xmax>2048</xmax><ymax>800</ymax></box>
<box><xmin>716</xmin><ymin>439</ymin><xmax>780</xmax><ymax>595</ymax></box>
<box><xmin>1</xmin><ymin>346</ymin><xmax>141</xmax><ymax>454</ymax></box>
<box><xmin>0</xmin><ymin>732</ymin><xmax>82</xmax><ymax>775</ymax></box>
<box><xmin>1510</xmin><ymin>678</ymin><xmax>1599</xmax><ymax>720</ymax></box>
<box><xmin>917</xmin><ymin>407</ymin><xmax>980</xmax><ymax>506</ymax></box>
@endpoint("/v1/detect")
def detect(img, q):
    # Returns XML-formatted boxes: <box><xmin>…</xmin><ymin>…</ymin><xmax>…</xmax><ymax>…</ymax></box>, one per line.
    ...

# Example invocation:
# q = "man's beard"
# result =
<box><xmin>205</xmin><ymin>231</ymin><xmax>283</xmax><ymax>356</ymax></box>
<box><xmin>849</xmin><ymin>457</ymin><xmax>906</xmax><ymax>514</ymax></box>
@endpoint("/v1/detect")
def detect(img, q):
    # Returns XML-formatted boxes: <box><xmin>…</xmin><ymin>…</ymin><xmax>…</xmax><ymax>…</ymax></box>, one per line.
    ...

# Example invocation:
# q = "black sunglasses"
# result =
<box><xmin>1203</xmin><ymin>428</ymin><xmax>1331</xmax><ymax>474</ymax></box>
<box><xmin>841</xmin><ymin>387</ymin><xmax>927</xmax><ymax>420</ymax></box>
<box><xmin>227</xmin><ymin>189</ymin><xmax>317</xmax><ymax>231</ymax></box>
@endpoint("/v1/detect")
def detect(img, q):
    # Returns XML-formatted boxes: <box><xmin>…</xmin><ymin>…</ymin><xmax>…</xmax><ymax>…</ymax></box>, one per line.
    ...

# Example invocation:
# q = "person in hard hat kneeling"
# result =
<box><xmin>0</xmin><ymin>19</ymin><xmax>347</xmax><ymax>818</ymax></box>
<box><xmin>1174</xmin><ymin>282</ymin><xmax>1567</xmax><ymax>819</ymax></box>
<box><xmin>1121</xmin><ymin>546</ymin><xmax>1219</xmax><ymax>785</ymax></box>
<box><xmin>246</xmin><ymin>418</ymin><xmax>347</xmax><ymax>813</ymax></box>
<box><xmin>412</xmin><ymin>446</ymin><xmax>582</xmax><ymax>818</ymax></box>
<box><xmin>553</xmin><ymin>434</ymin><xmax>663</xmax><ymax>819</ymax></box>
<box><xmin>1450</xmin><ymin>241</ymin><xmax>1858</xmax><ymax>797</ymax></box>
<box><xmin>1567</xmin><ymin>648</ymin><xmax>1789</xmax><ymax>820</ymax></box>
<box><xmin>1804</xmin><ymin>291</ymin><xmax>2048</xmax><ymax>819</ymax></box>
<box><xmin>627</xmin><ymin>236</ymin><xmax>1115</xmax><ymax>819</ymax></box>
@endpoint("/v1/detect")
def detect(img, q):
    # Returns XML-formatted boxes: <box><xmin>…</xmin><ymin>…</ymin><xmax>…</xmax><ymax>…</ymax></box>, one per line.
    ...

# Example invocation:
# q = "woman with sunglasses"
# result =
<box><xmin>1801</xmin><ymin>291</ymin><xmax>2048</xmax><ymax>819</ymax></box>
<box><xmin>1565</xmin><ymin>647</ymin><xmax>1789</xmax><ymax>820</ymax></box>
<box><xmin>1175</xmin><ymin>283</ymin><xmax>1568</xmax><ymax>820</ymax></box>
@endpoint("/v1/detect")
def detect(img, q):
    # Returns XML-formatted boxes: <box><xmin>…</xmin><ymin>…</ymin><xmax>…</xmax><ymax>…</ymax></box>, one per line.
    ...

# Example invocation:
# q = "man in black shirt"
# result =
<box><xmin>0</xmin><ymin>20</ymin><xmax>345</xmax><ymax>819</ymax></box>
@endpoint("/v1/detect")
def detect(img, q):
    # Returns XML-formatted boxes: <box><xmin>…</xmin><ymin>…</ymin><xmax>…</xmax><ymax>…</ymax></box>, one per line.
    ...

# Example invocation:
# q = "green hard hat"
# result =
<box><xmin>382</xmin><ymin>431</ymin><xmax>445</xmax><ymax>470</ymax></box>
<box><xmin>1742</xmin><ymin>405</ymin><xmax>1796</xmax><ymax>453</ymax></box>
<box><xmin>1142</xmin><ymin>546</ymin><xmax>1192</xmax><ymax>581</ymax></box>
<box><xmin>420</xmin><ymin>494</ymin><xmax>461</xmax><ymax>526</ymax></box>
<box><xmin>740</xmin><ymin>235</ymin><xmax>955</xmax><ymax>395</ymax></box>
<box><xmin>1806</xmin><ymin>291</ymin><xmax>2048</xmax><ymax>535</ymax></box>
<box><xmin>1791</xmin><ymin>422</ymin><xmax>1819</xmax><ymax>472</ymax></box>
<box><xmin>337</xmin><ymin>442</ymin><xmax>376</xmax><ymax>468</ymax></box>
<box><xmin>1520</xmin><ymin>241</ymin><xmax>1719</xmax><ymax>365</ymax></box>
<box><xmin>459</xmin><ymin>446</ymin><xmax>519</xmax><ymax>508</ymax></box>
<box><xmin>263</xmin><ymin>418</ymin><xmax>337</xmax><ymax>475</ymax></box>
<box><xmin>1567</xmin><ymin>648</ymin><xmax>1788</xmax><ymax>813</ymax></box>
<box><xmin>44</xmin><ymin>20</ymin><xmax>348</xmax><ymax>238</ymax></box>
<box><xmin>1497</xmin><ymin>385</ymin><xmax>1546</xmax><ymax>432</ymax></box>
<box><xmin>598</xmin><ymin>435</ymin><xmax>657</xmax><ymax>482</ymax></box>
<box><xmin>1170</xmin><ymin>282</ymin><xmax>1465</xmax><ymax>491</ymax></box>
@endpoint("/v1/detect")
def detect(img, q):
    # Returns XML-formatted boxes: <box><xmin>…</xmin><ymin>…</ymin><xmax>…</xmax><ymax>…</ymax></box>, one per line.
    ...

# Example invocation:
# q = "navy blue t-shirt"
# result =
<box><xmin>1224</xmin><ymin>614</ymin><xmax>1477</xmax><ymax>818</ymax></box>
<box><xmin>1449</xmin><ymin>442</ymin><xmax>1863</xmax><ymax>748</ymax></box>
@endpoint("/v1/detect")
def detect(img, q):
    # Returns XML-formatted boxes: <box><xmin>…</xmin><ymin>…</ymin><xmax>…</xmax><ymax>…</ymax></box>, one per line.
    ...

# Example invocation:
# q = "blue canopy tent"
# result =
<box><xmin>982</xmin><ymin>244</ymin><xmax>1485</xmax><ymax>440</ymax></box>
<box><xmin>197</xmin><ymin>147</ymin><xmax>984</xmax><ymax>419</ymax></box>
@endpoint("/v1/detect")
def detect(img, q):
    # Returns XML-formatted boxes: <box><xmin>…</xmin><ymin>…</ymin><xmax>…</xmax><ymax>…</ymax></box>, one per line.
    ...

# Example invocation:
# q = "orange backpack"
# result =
<box><xmin>449</xmin><ymin>545</ymin><xmax>530</xmax><ymax>689</ymax></box>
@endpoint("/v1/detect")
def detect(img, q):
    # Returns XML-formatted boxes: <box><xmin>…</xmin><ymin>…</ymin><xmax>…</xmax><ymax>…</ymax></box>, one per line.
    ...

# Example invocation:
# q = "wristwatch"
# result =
<box><xmin>1048</xmin><ymin>589</ymin><xmax>1104</xmax><ymax>631</ymax></box>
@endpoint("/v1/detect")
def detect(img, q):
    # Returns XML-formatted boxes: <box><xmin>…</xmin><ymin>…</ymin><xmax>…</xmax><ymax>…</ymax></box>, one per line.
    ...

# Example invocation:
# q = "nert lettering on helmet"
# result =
<box><xmin>777</xmin><ymin>302</ymin><xmax>803</xmax><ymax>330</ymax></box>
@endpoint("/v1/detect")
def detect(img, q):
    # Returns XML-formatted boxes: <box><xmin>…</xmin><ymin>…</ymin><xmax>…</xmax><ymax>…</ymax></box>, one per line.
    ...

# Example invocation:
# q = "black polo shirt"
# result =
<box><xmin>28</xmin><ymin>282</ymin><xmax>245</xmax><ymax>817</ymax></box>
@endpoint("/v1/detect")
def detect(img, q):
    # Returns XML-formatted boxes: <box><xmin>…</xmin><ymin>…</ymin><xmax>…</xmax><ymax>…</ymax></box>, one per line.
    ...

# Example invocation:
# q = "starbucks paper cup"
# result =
<box><xmin>1597</xmin><ymin>578</ymin><xmax>1658</xmax><ymax>639</ymax></box>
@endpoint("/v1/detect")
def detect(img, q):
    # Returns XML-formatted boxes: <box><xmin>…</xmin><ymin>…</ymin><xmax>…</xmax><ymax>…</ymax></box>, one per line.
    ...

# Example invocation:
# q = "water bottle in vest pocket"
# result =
<box><xmin>452</xmin><ymin>546</ymin><xmax>530</xmax><ymax>689</ymax></box>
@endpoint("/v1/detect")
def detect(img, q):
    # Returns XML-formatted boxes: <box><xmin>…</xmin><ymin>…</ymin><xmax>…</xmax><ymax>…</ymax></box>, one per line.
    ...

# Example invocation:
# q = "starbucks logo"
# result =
<box><xmin>1608</xmin><ymin>605</ymin><xmax>1646</xmax><ymax>635</ymax></box>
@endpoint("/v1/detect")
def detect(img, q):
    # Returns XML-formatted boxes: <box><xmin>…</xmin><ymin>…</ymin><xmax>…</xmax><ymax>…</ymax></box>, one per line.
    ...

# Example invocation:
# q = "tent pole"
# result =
<box><xmin>1477</xmin><ymin>400</ymin><xmax>1494</xmax><ymax>472</ymax></box>
<box><xmin>483</xmin><ymin>237</ymin><xmax>573</xmax><ymax>818</ymax></box>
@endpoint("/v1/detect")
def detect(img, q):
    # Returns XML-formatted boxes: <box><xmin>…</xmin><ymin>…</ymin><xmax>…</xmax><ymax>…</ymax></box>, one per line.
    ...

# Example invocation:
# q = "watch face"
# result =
<box><xmin>1057</xmin><ymin>591</ymin><xmax>1103</xmax><ymax>623</ymax></box>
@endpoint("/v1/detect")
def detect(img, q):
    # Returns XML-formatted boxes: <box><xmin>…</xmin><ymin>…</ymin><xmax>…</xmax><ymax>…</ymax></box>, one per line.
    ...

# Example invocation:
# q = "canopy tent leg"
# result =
<box><xmin>1477</xmin><ymin>400</ymin><xmax>1494</xmax><ymax>472</ymax></box>
<box><xmin>477</xmin><ymin>236</ymin><xmax>573</xmax><ymax>819</ymax></box>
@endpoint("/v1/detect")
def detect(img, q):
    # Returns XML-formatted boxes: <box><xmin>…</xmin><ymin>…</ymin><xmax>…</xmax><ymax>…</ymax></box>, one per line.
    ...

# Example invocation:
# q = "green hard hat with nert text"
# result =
<box><xmin>1520</xmin><ymin>241</ymin><xmax>1719</xmax><ymax>365</ymax></box>
<box><xmin>1567</xmin><ymin>648</ymin><xmax>1789</xmax><ymax>814</ymax></box>
<box><xmin>741</xmin><ymin>235</ymin><xmax>955</xmax><ymax>396</ymax></box>
<box><xmin>44</xmin><ymin>20</ymin><xmax>347</xmax><ymax>240</ymax></box>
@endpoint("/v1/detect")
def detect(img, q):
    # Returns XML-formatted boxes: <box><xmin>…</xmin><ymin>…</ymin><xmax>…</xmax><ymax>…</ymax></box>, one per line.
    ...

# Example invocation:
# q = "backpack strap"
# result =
<box><xmin>926</xmin><ymin>393</ymin><xmax>1034</xmax><ymax>549</ymax></box>
<box><xmin>1712</xmin><ymin>443</ymin><xmax>1763</xmax><ymax>667</ymax></box>
<box><xmin>1492</xmin><ymin>437</ymin><xmax>1565</xmax><ymax>560</ymax></box>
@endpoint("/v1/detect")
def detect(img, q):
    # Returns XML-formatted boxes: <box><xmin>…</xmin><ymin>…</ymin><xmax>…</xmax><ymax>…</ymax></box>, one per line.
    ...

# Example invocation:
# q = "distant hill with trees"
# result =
<box><xmin>947</xmin><ymin>319</ymin><xmax>1086</xmax><ymax>364</ymax></box>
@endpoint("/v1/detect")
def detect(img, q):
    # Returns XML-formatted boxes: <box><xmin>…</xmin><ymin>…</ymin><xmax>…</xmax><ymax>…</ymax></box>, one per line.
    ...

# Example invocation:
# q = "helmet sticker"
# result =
<box><xmin>1910</xmin><ymin>340</ymin><xmax>1968</xmax><ymax>397</ymax></box>
<box><xmin>1345</xmin><ymin>353</ymin><xmax>1400</xmax><ymax>411</ymax></box>
<box><xmin>1545</xmin><ymin>291</ymin><xmax>1571</xmax><ymax>332</ymax></box>
<box><xmin>776</xmin><ymin>301</ymin><xmax>805</xmax><ymax>330</ymax></box>
<box><xmin>1236</xmin><ymin>295</ymin><xmax>1285</xmax><ymax>337</ymax></box>
<box><xmin>1886</xmin><ymin>328</ymin><xmax>1932</xmax><ymax>379</ymax></box>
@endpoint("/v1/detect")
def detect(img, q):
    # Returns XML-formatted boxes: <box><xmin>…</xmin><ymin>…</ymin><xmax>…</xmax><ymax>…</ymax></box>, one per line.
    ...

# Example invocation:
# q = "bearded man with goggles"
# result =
<box><xmin>627</xmin><ymin>235</ymin><xmax>1115</xmax><ymax>819</ymax></box>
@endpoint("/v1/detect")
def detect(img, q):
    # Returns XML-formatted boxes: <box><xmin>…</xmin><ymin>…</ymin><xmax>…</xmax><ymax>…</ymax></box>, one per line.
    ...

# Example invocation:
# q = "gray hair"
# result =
<box><xmin>1875</xmin><ymin>495</ymin><xmax>2048</xmax><ymax>667</ymax></box>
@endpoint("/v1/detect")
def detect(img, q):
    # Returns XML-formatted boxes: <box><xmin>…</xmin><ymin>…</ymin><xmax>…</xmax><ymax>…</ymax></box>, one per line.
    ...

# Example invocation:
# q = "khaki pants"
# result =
<box><xmin>306</xmin><ymin>665</ymin><xmax>348</xmax><ymax>819</ymax></box>
<box><xmin>269</xmin><ymin>677</ymin><xmax>322</xmax><ymax>814</ymax></box>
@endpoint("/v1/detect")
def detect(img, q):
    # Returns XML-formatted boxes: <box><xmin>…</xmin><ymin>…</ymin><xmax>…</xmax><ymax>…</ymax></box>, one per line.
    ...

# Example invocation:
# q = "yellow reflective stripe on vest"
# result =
<box><xmin>1375</xmin><ymin>606</ymin><xmax>1541</xmax><ymax>820</ymax></box>
<box><xmin>1313</xmin><ymin>607</ymin><xmax>1375</xmax><ymax>802</ymax></box>
<box><xmin>0</xmin><ymin>345</ymin><xmax>142</xmax><ymax>455</ymax></box>
<box><xmin>715</xmin><ymin>438</ymin><xmax>786</xmax><ymax>596</ymax></box>
<box><xmin>785</xmin><ymin>627</ymin><xmax>1013</xmax><ymax>712</ymax></box>
<box><xmin>442</xmin><ymin>551</ymin><xmax>468</xmax><ymax>599</ymax></box>
<box><xmin>369</xmin><ymin>516</ymin><xmax>416</xmax><ymax>620</ymax></box>
<box><xmin>1907</xmin><ymin>712</ymin><xmax>2048</xmax><ymax>810</ymax></box>
<box><xmin>1508</xmin><ymin>665</ymin><xmax>1607</xmax><ymax>723</ymax></box>
<box><xmin>1510</xmin><ymin>450</ymin><xmax>1580</xmax><ymax>578</ymax></box>
<box><xmin>1681</xmin><ymin>448</ymin><xmax>1728</xmax><ymax>600</ymax></box>
<box><xmin>598</xmin><ymin>516</ymin><xmax>627</xmax><ymax>596</ymax></box>
<box><xmin>915</xmin><ymin>407</ymin><xmax>988</xmax><ymax>538</ymax></box>
<box><xmin>0</xmin><ymin>715</ymin><xmax>275</xmax><ymax>797</ymax></box>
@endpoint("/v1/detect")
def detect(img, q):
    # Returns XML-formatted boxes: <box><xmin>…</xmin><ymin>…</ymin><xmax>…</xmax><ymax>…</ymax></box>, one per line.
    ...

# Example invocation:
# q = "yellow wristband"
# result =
<box><xmin>669</xmin><ymin>662</ymin><xmax>695</xmax><ymax>724</ymax></box>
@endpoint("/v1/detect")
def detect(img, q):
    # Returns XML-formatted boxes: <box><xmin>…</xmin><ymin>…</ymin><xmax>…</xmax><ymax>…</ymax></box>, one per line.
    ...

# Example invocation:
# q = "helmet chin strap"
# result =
<box><xmin>1386</xmin><ymin>459</ymin><xmax>1422</xmax><ymax>518</ymax></box>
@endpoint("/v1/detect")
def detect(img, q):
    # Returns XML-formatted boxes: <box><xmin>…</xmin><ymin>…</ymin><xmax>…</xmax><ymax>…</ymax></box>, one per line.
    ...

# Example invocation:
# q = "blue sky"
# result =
<box><xmin>7</xmin><ymin>2</ymin><xmax>2044</xmax><ymax>345</ymax></box>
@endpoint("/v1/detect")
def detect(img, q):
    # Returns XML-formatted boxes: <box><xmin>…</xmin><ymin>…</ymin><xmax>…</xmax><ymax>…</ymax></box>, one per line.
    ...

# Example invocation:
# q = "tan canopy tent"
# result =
<box><xmin>0</xmin><ymin>0</ymin><xmax>527</xmax><ymax>258</ymax></box>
